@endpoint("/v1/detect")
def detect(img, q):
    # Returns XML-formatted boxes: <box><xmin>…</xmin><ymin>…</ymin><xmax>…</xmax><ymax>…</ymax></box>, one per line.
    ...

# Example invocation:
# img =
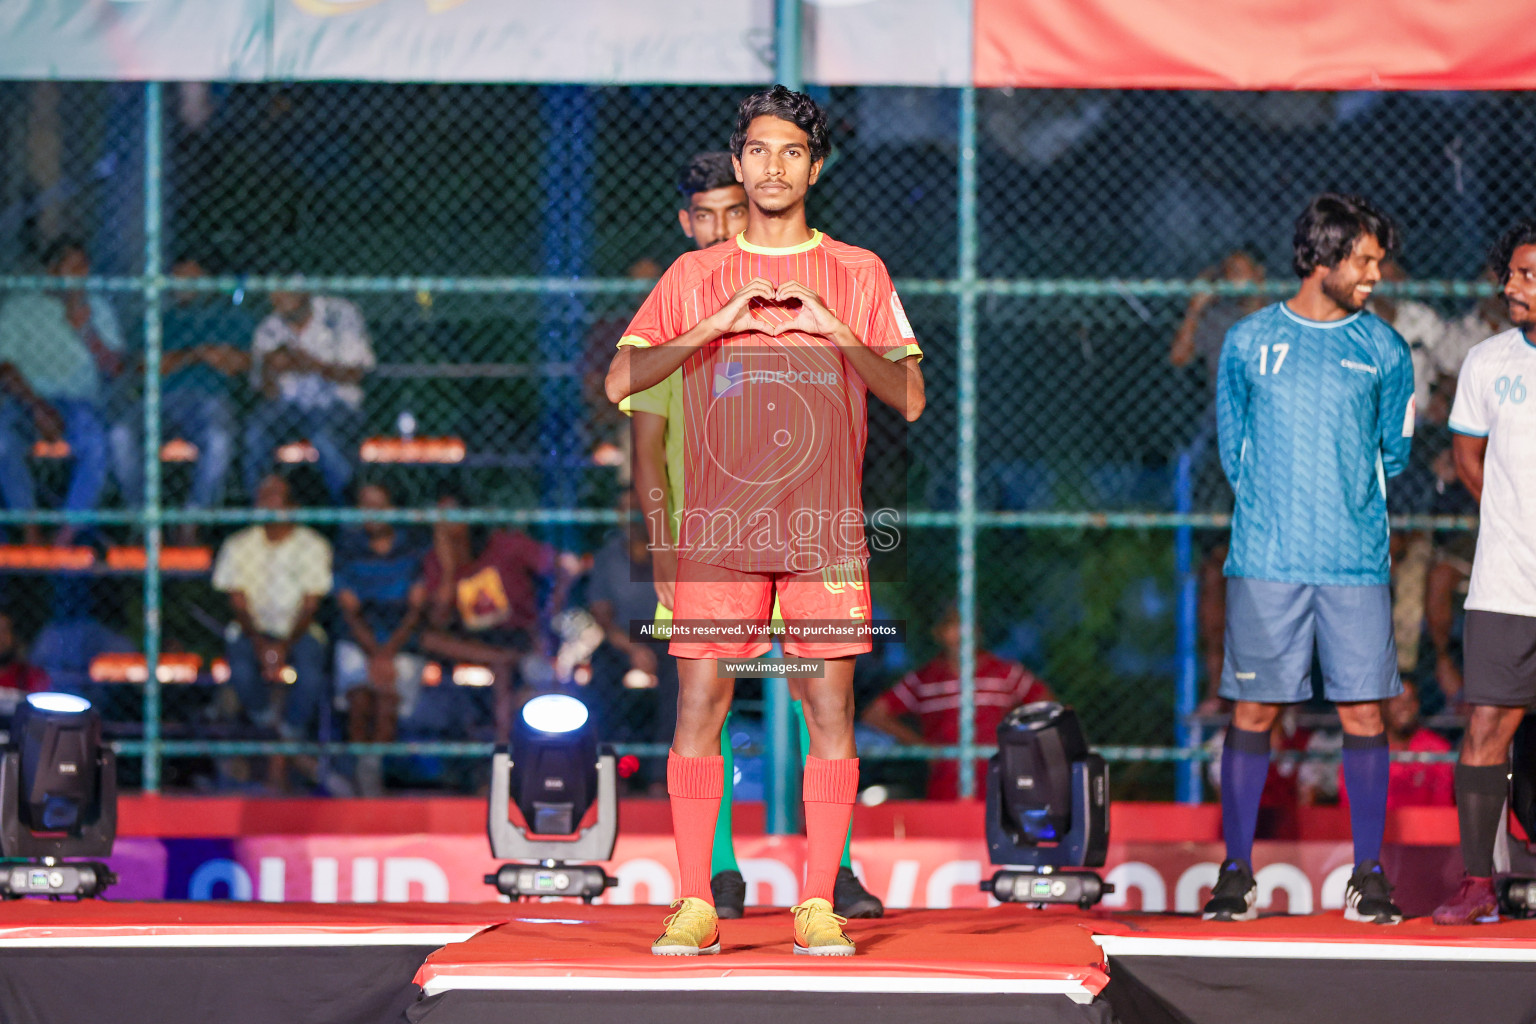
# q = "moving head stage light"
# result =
<box><xmin>1495</xmin><ymin>715</ymin><xmax>1536</xmax><ymax>916</ymax></box>
<box><xmin>0</xmin><ymin>693</ymin><xmax>118</xmax><ymax>898</ymax></box>
<box><xmin>487</xmin><ymin>693</ymin><xmax>617</xmax><ymax>902</ymax></box>
<box><xmin>980</xmin><ymin>702</ymin><xmax>1112</xmax><ymax>909</ymax></box>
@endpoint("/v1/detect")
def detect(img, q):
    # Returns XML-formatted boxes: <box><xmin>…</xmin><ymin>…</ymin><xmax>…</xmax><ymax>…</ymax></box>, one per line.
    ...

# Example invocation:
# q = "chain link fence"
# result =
<box><xmin>0</xmin><ymin>81</ymin><xmax>1516</xmax><ymax>798</ymax></box>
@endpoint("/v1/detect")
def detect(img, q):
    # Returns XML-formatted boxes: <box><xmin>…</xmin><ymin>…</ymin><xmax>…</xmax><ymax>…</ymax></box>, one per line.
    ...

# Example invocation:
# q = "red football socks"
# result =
<box><xmin>668</xmin><ymin>752</ymin><xmax>724</xmax><ymax>905</ymax></box>
<box><xmin>802</xmin><ymin>756</ymin><xmax>860</xmax><ymax>905</ymax></box>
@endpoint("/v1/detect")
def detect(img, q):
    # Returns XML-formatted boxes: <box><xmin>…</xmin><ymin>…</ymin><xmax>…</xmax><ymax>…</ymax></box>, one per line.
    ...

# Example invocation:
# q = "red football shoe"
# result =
<box><xmin>1432</xmin><ymin>876</ymin><xmax>1499</xmax><ymax>926</ymax></box>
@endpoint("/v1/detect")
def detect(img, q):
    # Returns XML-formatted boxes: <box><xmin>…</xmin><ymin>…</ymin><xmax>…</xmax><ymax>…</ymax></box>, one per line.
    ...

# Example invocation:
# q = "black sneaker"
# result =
<box><xmin>833</xmin><ymin>866</ymin><xmax>885</xmax><ymax>919</ymax></box>
<box><xmin>1202</xmin><ymin>859</ymin><xmax>1258</xmax><ymax>921</ymax></box>
<box><xmin>710</xmin><ymin>870</ymin><xmax>746</xmax><ymax>919</ymax></box>
<box><xmin>1344</xmin><ymin>860</ymin><xmax>1403</xmax><ymax>925</ymax></box>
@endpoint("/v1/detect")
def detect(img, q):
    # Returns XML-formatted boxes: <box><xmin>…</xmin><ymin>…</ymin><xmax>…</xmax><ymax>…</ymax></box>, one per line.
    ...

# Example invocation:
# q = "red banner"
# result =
<box><xmin>974</xmin><ymin>0</ymin><xmax>1536</xmax><ymax>90</ymax></box>
<box><xmin>105</xmin><ymin>834</ymin><xmax>1463</xmax><ymax>918</ymax></box>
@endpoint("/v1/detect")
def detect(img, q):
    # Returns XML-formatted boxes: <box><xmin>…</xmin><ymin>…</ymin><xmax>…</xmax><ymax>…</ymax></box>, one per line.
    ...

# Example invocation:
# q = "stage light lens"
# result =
<box><xmin>521</xmin><ymin>693</ymin><xmax>589</xmax><ymax>734</ymax></box>
<box><xmin>24</xmin><ymin>693</ymin><xmax>92</xmax><ymax>715</ymax></box>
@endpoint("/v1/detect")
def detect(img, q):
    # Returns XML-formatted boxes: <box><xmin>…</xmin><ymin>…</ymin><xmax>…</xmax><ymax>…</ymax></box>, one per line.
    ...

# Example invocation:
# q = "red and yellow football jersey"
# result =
<box><xmin>618</xmin><ymin>230</ymin><xmax>921</xmax><ymax>575</ymax></box>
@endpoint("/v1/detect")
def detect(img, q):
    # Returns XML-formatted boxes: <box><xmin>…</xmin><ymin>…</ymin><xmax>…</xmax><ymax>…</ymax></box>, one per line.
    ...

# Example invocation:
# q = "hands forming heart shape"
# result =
<box><xmin>716</xmin><ymin>277</ymin><xmax>842</xmax><ymax>338</ymax></box>
<box><xmin>747</xmin><ymin>294</ymin><xmax>803</xmax><ymax>322</ymax></box>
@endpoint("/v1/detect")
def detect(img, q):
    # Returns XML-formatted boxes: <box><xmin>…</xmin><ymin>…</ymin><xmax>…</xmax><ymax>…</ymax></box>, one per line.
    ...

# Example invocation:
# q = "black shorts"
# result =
<box><xmin>1464</xmin><ymin>610</ymin><xmax>1536</xmax><ymax>707</ymax></box>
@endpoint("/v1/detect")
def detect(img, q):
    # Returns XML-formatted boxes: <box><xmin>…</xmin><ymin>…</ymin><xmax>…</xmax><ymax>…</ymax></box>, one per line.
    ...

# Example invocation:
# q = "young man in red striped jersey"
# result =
<box><xmin>624</xmin><ymin>152</ymin><xmax>884</xmax><ymax>920</ymax></box>
<box><xmin>606</xmin><ymin>86</ymin><xmax>925</xmax><ymax>956</ymax></box>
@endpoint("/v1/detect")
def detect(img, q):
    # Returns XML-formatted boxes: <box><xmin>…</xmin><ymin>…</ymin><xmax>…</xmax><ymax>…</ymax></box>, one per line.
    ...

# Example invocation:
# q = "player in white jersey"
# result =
<box><xmin>1433</xmin><ymin>220</ymin><xmax>1536</xmax><ymax>925</ymax></box>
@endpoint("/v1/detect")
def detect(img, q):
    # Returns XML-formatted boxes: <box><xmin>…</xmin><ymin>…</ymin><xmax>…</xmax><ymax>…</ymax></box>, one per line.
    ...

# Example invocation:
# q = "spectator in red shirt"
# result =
<box><xmin>862</xmin><ymin>605</ymin><xmax>1053</xmax><ymax>799</ymax></box>
<box><xmin>0</xmin><ymin>611</ymin><xmax>48</xmax><ymax>715</ymax></box>
<box><xmin>417</xmin><ymin>487</ymin><xmax>569</xmax><ymax>739</ymax></box>
<box><xmin>1340</xmin><ymin>679</ymin><xmax>1454</xmax><ymax>809</ymax></box>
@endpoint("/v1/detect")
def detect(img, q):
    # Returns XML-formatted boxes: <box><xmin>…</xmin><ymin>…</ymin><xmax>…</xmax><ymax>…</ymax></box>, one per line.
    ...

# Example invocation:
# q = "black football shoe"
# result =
<box><xmin>710</xmin><ymin>869</ymin><xmax>746</xmax><ymax>919</ymax></box>
<box><xmin>833</xmin><ymin>866</ymin><xmax>885</xmax><ymax>919</ymax></box>
<box><xmin>1202</xmin><ymin>859</ymin><xmax>1258</xmax><ymax>922</ymax></box>
<box><xmin>1344</xmin><ymin>860</ymin><xmax>1404</xmax><ymax>925</ymax></box>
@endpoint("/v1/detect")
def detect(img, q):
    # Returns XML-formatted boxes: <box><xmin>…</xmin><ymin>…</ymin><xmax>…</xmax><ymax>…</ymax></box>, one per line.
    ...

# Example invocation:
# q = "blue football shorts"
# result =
<box><xmin>1219</xmin><ymin>576</ymin><xmax>1401</xmax><ymax>704</ymax></box>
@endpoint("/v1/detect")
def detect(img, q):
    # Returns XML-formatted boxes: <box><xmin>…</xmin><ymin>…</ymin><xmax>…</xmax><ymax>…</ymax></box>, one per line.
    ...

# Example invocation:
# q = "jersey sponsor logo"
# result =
<box><xmin>1340</xmin><ymin>359</ymin><xmax>1378</xmax><ymax>375</ymax></box>
<box><xmin>1234</xmin><ymin>671</ymin><xmax>1257</xmax><ymax>680</ymax></box>
<box><xmin>890</xmin><ymin>292</ymin><xmax>916</xmax><ymax>340</ymax></box>
<box><xmin>713</xmin><ymin>362</ymin><xmax>839</xmax><ymax>395</ymax></box>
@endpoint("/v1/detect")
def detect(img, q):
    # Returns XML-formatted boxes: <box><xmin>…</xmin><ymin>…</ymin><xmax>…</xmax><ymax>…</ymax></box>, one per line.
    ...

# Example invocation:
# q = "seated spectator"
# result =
<box><xmin>1169</xmin><ymin>248</ymin><xmax>1267</xmax><ymax>384</ymax></box>
<box><xmin>1371</xmin><ymin>260</ymin><xmax>1448</xmax><ymax>416</ymax></box>
<box><xmin>585</xmin><ymin>500</ymin><xmax>679</xmax><ymax>787</ymax></box>
<box><xmin>0</xmin><ymin>239</ymin><xmax>127</xmax><ymax>544</ymax></box>
<box><xmin>1377</xmin><ymin>270</ymin><xmax>1454</xmax><ymax>684</ymax></box>
<box><xmin>418</xmin><ymin>487</ymin><xmax>564</xmax><ymax>739</ymax></box>
<box><xmin>1169</xmin><ymin>249</ymin><xmax>1266</xmax><ymax>708</ymax></box>
<box><xmin>1339</xmin><ymin>680</ymin><xmax>1454</xmax><ymax>810</ymax></box>
<box><xmin>862</xmin><ymin>605</ymin><xmax>1054</xmax><ymax>799</ymax></box>
<box><xmin>0</xmin><ymin>610</ymin><xmax>49</xmax><ymax>717</ymax></box>
<box><xmin>333</xmin><ymin>481</ymin><xmax>427</xmax><ymax>796</ymax></box>
<box><xmin>212</xmin><ymin>473</ymin><xmax>332</xmax><ymax>790</ymax></box>
<box><xmin>1209</xmin><ymin>708</ymin><xmax>1315</xmax><ymax>838</ymax></box>
<box><xmin>244</xmin><ymin>290</ymin><xmax>374</xmax><ymax>504</ymax></box>
<box><xmin>1433</xmin><ymin>273</ymin><xmax>1508</xmax><ymax>379</ymax></box>
<box><xmin>113</xmin><ymin>259</ymin><xmax>251</xmax><ymax>543</ymax></box>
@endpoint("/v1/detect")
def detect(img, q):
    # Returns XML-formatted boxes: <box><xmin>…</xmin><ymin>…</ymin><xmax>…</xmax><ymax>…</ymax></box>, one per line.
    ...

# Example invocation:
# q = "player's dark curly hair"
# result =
<box><xmin>1488</xmin><ymin>218</ymin><xmax>1536</xmax><ymax>286</ymax></box>
<box><xmin>677</xmin><ymin>152</ymin><xmax>738</xmax><ymax>200</ymax></box>
<box><xmin>729</xmin><ymin>85</ymin><xmax>830</xmax><ymax>164</ymax></box>
<box><xmin>1291</xmin><ymin>192</ymin><xmax>1399</xmax><ymax>278</ymax></box>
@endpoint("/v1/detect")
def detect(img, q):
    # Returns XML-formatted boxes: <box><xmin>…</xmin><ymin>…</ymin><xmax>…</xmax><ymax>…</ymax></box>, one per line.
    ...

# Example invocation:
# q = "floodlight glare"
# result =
<box><xmin>486</xmin><ymin>690</ymin><xmax>617</xmax><ymax>902</ymax></box>
<box><xmin>980</xmin><ymin>702</ymin><xmax>1112</xmax><ymax>909</ymax></box>
<box><xmin>25</xmin><ymin>692</ymin><xmax>92</xmax><ymax>715</ymax></box>
<box><xmin>1</xmin><ymin>690</ymin><xmax>118</xmax><ymax>898</ymax></box>
<box><xmin>521</xmin><ymin>693</ymin><xmax>589</xmax><ymax>734</ymax></box>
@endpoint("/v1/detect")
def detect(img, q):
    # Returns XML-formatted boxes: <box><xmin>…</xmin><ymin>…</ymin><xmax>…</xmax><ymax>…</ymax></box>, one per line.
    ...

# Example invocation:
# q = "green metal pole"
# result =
<box><xmin>142</xmin><ymin>82</ymin><xmax>165</xmax><ymax>792</ymax></box>
<box><xmin>956</xmin><ymin>84</ymin><xmax>979</xmax><ymax>798</ymax></box>
<box><xmin>764</xmin><ymin>0</ymin><xmax>803</xmax><ymax>835</ymax></box>
<box><xmin>775</xmin><ymin>0</ymin><xmax>802</xmax><ymax>89</ymax></box>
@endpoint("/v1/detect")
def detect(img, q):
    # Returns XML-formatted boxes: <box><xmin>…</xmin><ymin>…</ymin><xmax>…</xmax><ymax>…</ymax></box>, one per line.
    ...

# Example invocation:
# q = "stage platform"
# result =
<box><xmin>0</xmin><ymin>901</ymin><xmax>510</xmax><ymax>1024</ymax></box>
<box><xmin>410</xmin><ymin>903</ymin><xmax>1112</xmax><ymax>1024</ymax></box>
<box><xmin>1094</xmin><ymin>913</ymin><xmax>1536</xmax><ymax>1024</ymax></box>
<box><xmin>6</xmin><ymin>901</ymin><xmax>1536</xmax><ymax>1023</ymax></box>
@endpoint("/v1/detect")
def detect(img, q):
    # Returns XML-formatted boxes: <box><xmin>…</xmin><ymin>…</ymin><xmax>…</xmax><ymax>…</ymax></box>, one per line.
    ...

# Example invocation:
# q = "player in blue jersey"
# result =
<box><xmin>1203</xmin><ymin>194</ymin><xmax>1415</xmax><ymax>925</ymax></box>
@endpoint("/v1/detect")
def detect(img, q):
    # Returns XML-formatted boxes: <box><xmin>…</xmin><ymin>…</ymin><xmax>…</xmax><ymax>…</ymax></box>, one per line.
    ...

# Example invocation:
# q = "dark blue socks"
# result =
<box><xmin>1221</xmin><ymin>724</ymin><xmax>1272</xmax><ymax>866</ymax></box>
<box><xmin>1342</xmin><ymin>731</ymin><xmax>1390</xmax><ymax>866</ymax></box>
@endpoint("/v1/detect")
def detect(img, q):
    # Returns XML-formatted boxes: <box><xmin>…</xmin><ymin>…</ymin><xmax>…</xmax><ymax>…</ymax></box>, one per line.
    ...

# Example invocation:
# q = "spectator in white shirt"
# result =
<box><xmin>244</xmin><ymin>291</ymin><xmax>375</xmax><ymax>503</ymax></box>
<box><xmin>212</xmin><ymin>473</ymin><xmax>332</xmax><ymax>752</ymax></box>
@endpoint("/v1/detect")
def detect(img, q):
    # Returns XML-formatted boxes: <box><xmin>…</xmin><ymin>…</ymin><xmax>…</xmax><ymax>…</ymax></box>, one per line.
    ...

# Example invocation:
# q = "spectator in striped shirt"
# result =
<box><xmin>862</xmin><ymin>605</ymin><xmax>1053</xmax><ymax>799</ymax></box>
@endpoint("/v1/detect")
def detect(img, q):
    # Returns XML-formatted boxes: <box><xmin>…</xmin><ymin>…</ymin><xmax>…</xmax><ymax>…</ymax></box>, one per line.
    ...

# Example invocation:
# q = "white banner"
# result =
<box><xmin>0</xmin><ymin>0</ymin><xmax>786</xmax><ymax>84</ymax></box>
<box><xmin>0</xmin><ymin>0</ymin><xmax>971</xmax><ymax>85</ymax></box>
<box><xmin>270</xmin><ymin>0</ymin><xmax>774</xmax><ymax>84</ymax></box>
<box><xmin>0</xmin><ymin>0</ymin><xmax>269</xmax><ymax>81</ymax></box>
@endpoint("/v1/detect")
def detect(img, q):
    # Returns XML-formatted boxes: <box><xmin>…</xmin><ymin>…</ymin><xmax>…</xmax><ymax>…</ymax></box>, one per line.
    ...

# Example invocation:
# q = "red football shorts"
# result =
<box><xmin>669</xmin><ymin>557</ymin><xmax>873</xmax><ymax>660</ymax></box>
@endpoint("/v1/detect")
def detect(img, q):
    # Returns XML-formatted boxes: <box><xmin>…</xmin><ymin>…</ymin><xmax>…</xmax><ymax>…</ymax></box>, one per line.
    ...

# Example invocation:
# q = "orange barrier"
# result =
<box><xmin>31</xmin><ymin>439</ymin><xmax>200</xmax><ymax>462</ymax></box>
<box><xmin>0</xmin><ymin>544</ymin><xmax>96</xmax><ymax>570</ymax></box>
<box><xmin>360</xmin><ymin>436</ymin><xmax>466</xmax><ymax>464</ymax></box>
<box><xmin>275</xmin><ymin>441</ymin><xmax>319</xmax><ymax>464</ymax></box>
<box><xmin>105</xmin><ymin>546</ymin><xmax>213</xmax><ymax>572</ymax></box>
<box><xmin>88</xmin><ymin>653</ymin><xmax>234</xmax><ymax>684</ymax></box>
<box><xmin>420</xmin><ymin>662</ymin><xmax>495</xmax><ymax>687</ymax></box>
